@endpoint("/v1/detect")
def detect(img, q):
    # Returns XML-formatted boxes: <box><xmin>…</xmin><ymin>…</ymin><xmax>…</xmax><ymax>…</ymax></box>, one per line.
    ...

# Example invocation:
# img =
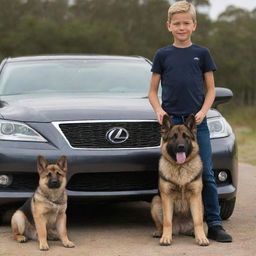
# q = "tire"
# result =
<box><xmin>219</xmin><ymin>197</ymin><xmax>236</xmax><ymax>220</ymax></box>
<box><xmin>0</xmin><ymin>206</ymin><xmax>17</xmax><ymax>224</ymax></box>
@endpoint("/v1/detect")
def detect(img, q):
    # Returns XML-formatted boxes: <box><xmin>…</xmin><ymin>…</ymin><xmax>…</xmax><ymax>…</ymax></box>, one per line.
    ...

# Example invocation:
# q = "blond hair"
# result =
<box><xmin>168</xmin><ymin>1</ymin><xmax>196</xmax><ymax>22</ymax></box>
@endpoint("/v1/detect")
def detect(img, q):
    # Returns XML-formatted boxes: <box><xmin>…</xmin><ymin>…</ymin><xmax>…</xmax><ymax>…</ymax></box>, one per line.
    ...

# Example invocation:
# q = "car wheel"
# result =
<box><xmin>0</xmin><ymin>206</ymin><xmax>16</xmax><ymax>224</ymax></box>
<box><xmin>219</xmin><ymin>197</ymin><xmax>236</xmax><ymax>220</ymax></box>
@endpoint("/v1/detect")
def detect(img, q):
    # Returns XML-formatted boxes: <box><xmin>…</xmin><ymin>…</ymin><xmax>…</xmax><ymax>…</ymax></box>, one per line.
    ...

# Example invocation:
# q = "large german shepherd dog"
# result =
<box><xmin>11</xmin><ymin>156</ymin><xmax>75</xmax><ymax>251</ymax></box>
<box><xmin>151</xmin><ymin>114</ymin><xmax>209</xmax><ymax>246</ymax></box>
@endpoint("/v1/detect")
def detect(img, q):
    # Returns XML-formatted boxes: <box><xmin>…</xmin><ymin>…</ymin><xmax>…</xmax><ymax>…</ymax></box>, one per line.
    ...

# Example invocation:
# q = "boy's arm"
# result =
<box><xmin>195</xmin><ymin>71</ymin><xmax>216</xmax><ymax>124</ymax></box>
<box><xmin>148</xmin><ymin>73</ymin><xmax>167</xmax><ymax>125</ymax></box>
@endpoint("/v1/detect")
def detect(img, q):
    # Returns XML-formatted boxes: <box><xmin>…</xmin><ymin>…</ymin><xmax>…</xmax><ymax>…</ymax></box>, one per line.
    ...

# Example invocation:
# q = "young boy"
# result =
<box><xmin>148</xmin><ymin>1</ymin><xmax>232</xmax><ymax>243</ymax></box>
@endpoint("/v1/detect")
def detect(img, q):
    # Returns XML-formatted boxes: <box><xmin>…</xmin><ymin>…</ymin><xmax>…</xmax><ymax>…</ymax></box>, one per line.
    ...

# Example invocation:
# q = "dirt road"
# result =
<box><xmin>0</xmin><ymin>163</ymin><xmax>255</xmax><ymax>256</ymax></box>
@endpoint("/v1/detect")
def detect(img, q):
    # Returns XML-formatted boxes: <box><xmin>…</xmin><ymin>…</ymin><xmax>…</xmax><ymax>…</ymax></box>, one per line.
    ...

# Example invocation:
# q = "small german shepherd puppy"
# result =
<box><xmin>11</xmin><ymin>156</ymin><xmax>75</xmax><ymax>251</ymax></box>
<box><xmin>151</xmin><ymin>114</ymin><xmax>209</xmax><ymax>246</ymax></box>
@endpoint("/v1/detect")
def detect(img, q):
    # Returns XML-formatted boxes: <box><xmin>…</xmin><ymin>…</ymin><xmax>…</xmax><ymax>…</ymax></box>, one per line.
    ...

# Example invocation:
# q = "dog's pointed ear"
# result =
<box><xmin>185</xmin><ymin>114</ymin><xmax>196</xmax><ymax>134</ymax></box>
<box><xmin>57</xmin><ymin>156</ymin><xmax>67</xmax><ymax>172</ymax></box>
<box><xmin>161</xmin><ymin>114</ymin><xmax>174</xmax><ymax>141</ymax></box>
<box><xmin>37</xmin><ymin>156</ymin><xmax>48</xmax><ymax>175</ymax></box>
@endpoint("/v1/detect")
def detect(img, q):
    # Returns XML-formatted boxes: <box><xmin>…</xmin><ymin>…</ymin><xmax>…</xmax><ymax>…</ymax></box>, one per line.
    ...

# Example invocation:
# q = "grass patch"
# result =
<box><xmin>218</xmin><ymin>104</ymin><xmax>256</xmax><ymax>165</ymax></box>
<box><xmin>234</xmin><ymin>127</ymin><xmax>256</xmax><ymax>165</ymax></box>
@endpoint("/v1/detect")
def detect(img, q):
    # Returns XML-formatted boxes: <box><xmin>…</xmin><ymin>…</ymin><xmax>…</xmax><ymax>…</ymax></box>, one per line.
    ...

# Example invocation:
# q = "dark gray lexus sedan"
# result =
<box><xmin>0</xmin><ymin>55</ymin><xmax>237</xmax><ymax>220</ymax></box>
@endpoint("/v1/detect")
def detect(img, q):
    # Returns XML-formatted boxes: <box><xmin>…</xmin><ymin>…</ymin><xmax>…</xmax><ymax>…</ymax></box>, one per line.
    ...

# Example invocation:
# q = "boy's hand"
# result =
<box><xmin>156</xmin><ymin>108</ymin><xmax>167</xmax><ymax>125</ymax></box>
<box><xmin>195</xmin><ymin>110</ymin><xmax>206</xmax><ymax>125</ymax></box>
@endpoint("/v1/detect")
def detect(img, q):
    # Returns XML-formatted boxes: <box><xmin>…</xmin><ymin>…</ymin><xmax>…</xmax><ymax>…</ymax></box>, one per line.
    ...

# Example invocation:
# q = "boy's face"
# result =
<box><xmin>167</xmin><ymin>12</ymin><xmax>196</xmax><ymax>45</ymax></box>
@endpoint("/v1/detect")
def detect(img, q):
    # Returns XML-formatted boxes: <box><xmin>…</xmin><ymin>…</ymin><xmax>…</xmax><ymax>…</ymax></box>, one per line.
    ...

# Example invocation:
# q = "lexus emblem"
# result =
<box><xmin>106</xmin><ymin>127</ymin><xmax>129</xmax><ymax>144</ymax></box>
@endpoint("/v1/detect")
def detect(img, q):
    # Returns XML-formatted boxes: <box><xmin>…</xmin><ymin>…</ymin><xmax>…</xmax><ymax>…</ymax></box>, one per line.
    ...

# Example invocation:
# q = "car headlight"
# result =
<box><xmin>207</xmin><ymin>117</ymin><xmax>233</xmax><ymax>139</ymax></box>
<box><xmin>0</xmin><ymin>120</ymin><xmax>47</xmax><ymax>142</ymax></box>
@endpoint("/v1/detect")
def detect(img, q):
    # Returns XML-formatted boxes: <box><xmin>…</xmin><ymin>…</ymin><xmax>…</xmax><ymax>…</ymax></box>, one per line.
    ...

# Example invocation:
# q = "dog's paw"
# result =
<box><xmin>152</xmin><ymin>230</ymin><xmax>162</xmax><ymax>238</ymax></box>
<box><xmin>63</xmin><ymin>240</ymin><xmax>75</xmax><ymax>248</ymax></box>
<box><xmin>196</xmin><ymin>236</ymin><xmax>210</xmax><ymax>246</ymax></box>
<box><xmin>39</xmin><ymin>243</ymin><xmax>50</xmax><ymax>251</ymax></box>
<box><xmin>16</xmin><ymin>235</ymin><xmax>28</xmax><ymax>243</ymax></box>
<box><xmin>160</xmin><ymin>235</ymin><xmax>172</xmax><ymax>246</ymax></box>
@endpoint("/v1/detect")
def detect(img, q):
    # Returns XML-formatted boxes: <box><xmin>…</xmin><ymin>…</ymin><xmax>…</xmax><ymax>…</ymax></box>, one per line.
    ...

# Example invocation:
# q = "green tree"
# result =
<box><xmin>211</xmin><ymin>6</ymin><xmax>256</xmax><ymax>105</ymax></box>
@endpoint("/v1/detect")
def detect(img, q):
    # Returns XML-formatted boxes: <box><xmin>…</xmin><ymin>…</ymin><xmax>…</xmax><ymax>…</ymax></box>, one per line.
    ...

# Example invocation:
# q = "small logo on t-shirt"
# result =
<box><xmin>194</xmin><ymin>57</ymin><xmax>200</xmax><ymax>61</ymax></box>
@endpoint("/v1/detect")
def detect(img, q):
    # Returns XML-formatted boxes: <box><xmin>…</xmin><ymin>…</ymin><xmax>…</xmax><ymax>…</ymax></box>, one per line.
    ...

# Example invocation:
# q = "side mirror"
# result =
<box><xmin>212</xmin><ymin>87</ymin><xmax>233</xmax><ymax>108</ymax></box>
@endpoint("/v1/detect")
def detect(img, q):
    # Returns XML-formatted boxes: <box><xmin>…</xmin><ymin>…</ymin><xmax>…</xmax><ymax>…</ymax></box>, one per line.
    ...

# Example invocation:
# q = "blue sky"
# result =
<box><xmin>209</xmin><ymin>0</ymin><xmax>256</xmax><ymax>19</ymax></box>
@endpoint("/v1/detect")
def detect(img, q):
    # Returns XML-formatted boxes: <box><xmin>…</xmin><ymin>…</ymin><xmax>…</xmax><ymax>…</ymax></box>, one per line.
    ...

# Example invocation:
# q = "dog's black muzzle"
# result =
<box><xmin>166</xmin><ymin>142</ymin><xmax>192</xmax><ymax>162</ymax></box>
<box><xmin>176</xmin><ymin>143</ymin><xmax>186</xmax><ymax>152</ymax></box>
<box><xmin>48</xmin><ymin>178</ymin><xmax>61</xmax><ymax>189</ymax></box>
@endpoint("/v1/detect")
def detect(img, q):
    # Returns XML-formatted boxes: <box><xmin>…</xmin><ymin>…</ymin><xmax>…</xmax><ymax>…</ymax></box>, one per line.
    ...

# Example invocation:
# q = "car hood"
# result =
<box><xmin>0</xmin><ymin>93</ymin><xmax>157</xmax><ymax>122</ymax></box>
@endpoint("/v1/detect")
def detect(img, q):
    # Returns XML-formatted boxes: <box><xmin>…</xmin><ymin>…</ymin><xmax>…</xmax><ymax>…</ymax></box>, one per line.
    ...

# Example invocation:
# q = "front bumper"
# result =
<box><xmin>0</xmin><ymin>135</ymin><xmax>161</xmax><ymax>206</ymax></box>
<box><xmin>0</xmin><ymin>131</ymin><xmax>238</xmax><ymax>206</ymax></box>
<box><xmin>211</xmin><ymin>133</ymin><xmax>238</xmax><ymax>199</ymax></box>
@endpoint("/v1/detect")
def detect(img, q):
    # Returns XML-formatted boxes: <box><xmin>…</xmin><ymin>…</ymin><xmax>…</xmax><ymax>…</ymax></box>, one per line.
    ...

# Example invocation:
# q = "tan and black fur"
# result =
<box><xmin>11</xmin><ymin>156</ymin><xmax>75</xmax><ymax>251</ymax></box>
<box><xmin>151</xmin><ymin>114</ymin><xmax>209</xmax><ymax>246</ymax></box>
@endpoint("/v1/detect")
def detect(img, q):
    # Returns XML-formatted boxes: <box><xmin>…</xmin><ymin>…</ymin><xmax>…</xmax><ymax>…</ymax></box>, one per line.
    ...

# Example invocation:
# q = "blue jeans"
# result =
<box><xmin>171</xmin><ymin>116</ymin><xmax>222</xmax><ymax>227</ymax></box>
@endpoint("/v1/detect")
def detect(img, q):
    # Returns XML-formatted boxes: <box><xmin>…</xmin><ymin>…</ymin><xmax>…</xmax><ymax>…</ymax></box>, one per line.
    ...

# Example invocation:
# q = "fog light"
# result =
<box><xmin>0</xmin><ymin>175</ymin><xmax>12</xmax><ymax>186</ymax></box>
<box><xmin>218</xmin><ymin>171</ymin><xmax>228</xmax><ymax>182</ymax></box>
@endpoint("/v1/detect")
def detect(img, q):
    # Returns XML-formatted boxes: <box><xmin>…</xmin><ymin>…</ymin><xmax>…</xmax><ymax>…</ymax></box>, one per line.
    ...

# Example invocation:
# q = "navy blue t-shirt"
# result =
<box><xmin>151</xmin><ymin>44</ymin><xmax>216</xmax><ymax>116</ymax></box>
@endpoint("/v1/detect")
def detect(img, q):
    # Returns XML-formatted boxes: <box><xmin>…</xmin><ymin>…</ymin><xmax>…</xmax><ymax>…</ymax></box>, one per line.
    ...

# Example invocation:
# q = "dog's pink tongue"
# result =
<box><xmin>176</xmin><ymin>152</ymin><xmax>186</xmax><ymax>164</ymax></box>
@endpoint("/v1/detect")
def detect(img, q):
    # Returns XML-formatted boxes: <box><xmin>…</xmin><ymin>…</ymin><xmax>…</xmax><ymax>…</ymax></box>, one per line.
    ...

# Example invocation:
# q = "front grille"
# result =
<box><xmin>0</xmin><ymin>173</ymin><xmax>39</xmax><ymax>192</ymax></box>
<box><xmin>67</xmin><ymin>171</ymin><xmax>158</xmax><ymax>191</ymax></box>
<box><xmin>58</xmin><ymin>121</ymin><xmax>161</xmax><ymax>148</ymax></box>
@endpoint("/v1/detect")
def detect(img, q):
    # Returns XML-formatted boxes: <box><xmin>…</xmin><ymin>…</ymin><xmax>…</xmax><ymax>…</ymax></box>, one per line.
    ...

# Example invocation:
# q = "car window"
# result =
<box><xmin>0</xmin><ymin>59</ymin><xmax>153</xmax><ymax>96</ymax></box>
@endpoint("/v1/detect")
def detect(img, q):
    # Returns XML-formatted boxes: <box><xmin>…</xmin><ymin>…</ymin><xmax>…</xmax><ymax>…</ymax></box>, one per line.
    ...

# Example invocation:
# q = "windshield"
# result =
<box><xmin>0</xmin><ymin>59</ymin><xmax>152</xmax><ymax>96</ymax></box>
